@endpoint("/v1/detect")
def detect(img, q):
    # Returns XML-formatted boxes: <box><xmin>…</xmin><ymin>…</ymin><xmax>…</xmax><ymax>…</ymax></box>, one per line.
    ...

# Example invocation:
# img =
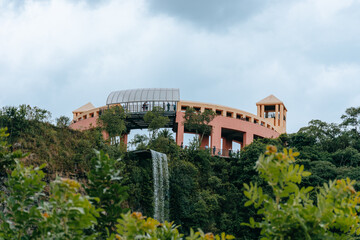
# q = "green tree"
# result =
<box><xmin>157</xmin><ymin>128</ymin><xmax>174</xmax><ymax>141</ymax></box>
<box><xmin>0</xmin><ymin>161</ymin><xmax>46</xmax><ymax>239</ymax></box>
<box><xmin>0</xmin><ymin>127</ymin><xmax>25</xmax><ymax>176</ymax></box>
<box><xmin>56</xmin><ymin>115</ymin><xmax>71</xmax><ymax>128</ymax></box>
<box><xmin>243</xmin><ymin>145</ymin><xmax>360</xmax><ymax>239</ymax></box>
<box><xmin>148</xmin><ymin>129</ymin><xmax>179</xmax><ymax>159</ymax></box>
<box><xmin>38</xmin><ymin>177</ymin><xmax>99</xmax><ymax>239</ymax></box>
<box><xmin>297</xmin><ymin>119</ymin><xmax>349</xmax><ymax>153</ymax></box>
<box><xmin>129</xmin><ymin>134</ymin><xmax>149</xmax><ymax>150</ymax></box>
<box><xmin>144</xmin><ymin>107</ymin><xmax>169</xmax><ymax>139</ymax></box>
<box><xmin>0</xmin><ymin>105</ymin><xmax>50</xmax><ymax>140</ymax></box>
<box><xmin>98</xmin><ymin>106</ymin><xmax>127</xmax><ymax>144</ymax></box>
<box><xmin>341</xmin><ymin>106</ymin><xmax>360</xmax><ymax>131</ymax></box>
<box><xmin>0</xmin><ymin>160</ymin><xmax>99</xmax><ymax>239</ymax></box>
<box><xmin>85</xmin><ymin>150</ymin><xmax>128</xmax><ymax>237</ymax></box>
<box><xmin>183</xmin><ymin>108</ymin><xmax>216</xmax><ymax>148</ymax></box>
<box><xmin>108</xmin><ymin>211</ymin><xmax>234</xmax><ymax>240</ymax></box>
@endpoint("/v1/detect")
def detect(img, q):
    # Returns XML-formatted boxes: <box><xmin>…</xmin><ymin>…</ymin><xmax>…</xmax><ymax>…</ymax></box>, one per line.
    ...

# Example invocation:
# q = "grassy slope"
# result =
<box><xmin>9</xmin><ymin>121</ymin><xmax>105</xmax><ymax>179</ymax></box>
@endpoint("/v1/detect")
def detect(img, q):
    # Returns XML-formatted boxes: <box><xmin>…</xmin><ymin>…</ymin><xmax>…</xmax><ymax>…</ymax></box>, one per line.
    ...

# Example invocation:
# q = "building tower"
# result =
<box><xmin>256</xmin><ymin>95</ymin><xmax>287</xmax><ymax>134</ymax></box>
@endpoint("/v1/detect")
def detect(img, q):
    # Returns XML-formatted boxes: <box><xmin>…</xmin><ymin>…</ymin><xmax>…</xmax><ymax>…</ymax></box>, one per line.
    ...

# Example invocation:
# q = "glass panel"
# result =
<box><xmin>106</xmin><ymin>88</ymin><xmax>180</xmax><ymax>104</ymax></box>
<box><xmin>159</xmin><ymin>89</ymin><xmax>167</xmax><ymax>100</ymax></box>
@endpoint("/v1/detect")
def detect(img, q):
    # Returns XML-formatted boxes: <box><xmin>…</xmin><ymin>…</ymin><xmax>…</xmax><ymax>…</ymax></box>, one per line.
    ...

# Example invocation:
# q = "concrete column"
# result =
<box><xmin>280</xmin><ymin>104</ymin><xmax>284</xmax><ymax>127</ymax></box>
<box><xmin>261</xmin><ymin>105</ymin><xmax>265</xmax><ymax>118</ymax></box>
<box><xmin>102</xmin><ymin>130</ymin><xmax>109</xmax><ymax>141</ymax></box>
<box><xmin>200</xmin><ymin>135</ymin><xmax>210</xmax><ymax>148</ymax></box>
<box><xmin>274</xmin><ymin>104</ymin><xmax>279</xmax><ymax>126</ymax></box>
<box><xmin>243</xmin><ymin>131</ymin><xmax>254</xmax><ymax>147</ymax></box>
<box><xmin>120</xmin><ymin>134</ymin><xmax>128</xmax><ymax>149</ymax></box>
<box><xmin>176</xmin><ymin>123</ymin><xmax>184</xmax><ymax>146</ymax></box>
<box><xmin>257</xmin><ymin>105</ymin><xmax>261</xmax><ymax>117</ymax></box>
<box><xmin>210</xmin><ymin>126</ymin><xmax>221</xmax><ymax>150</ymax></box>
<box><xmin>121</xmin><ymin>134</ymin><xmax>128</xmax><ymax>144</ymax></box>
<box><xmin>223</xmin><ymin>137</ymin><xmax>233</xmax><ymax>150</ymax></box>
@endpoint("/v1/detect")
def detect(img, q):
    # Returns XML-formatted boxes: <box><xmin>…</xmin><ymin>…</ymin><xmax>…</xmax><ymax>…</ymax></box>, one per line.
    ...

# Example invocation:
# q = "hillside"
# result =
<box><xmin>0</xmin><ymin>105</ymin><xmax>110</xmax><ymax>179</ymax></box>
<box><xmin>1</xmin><ymin>105</ymin><xmax>360</xmax><ymax>239</ymax></box>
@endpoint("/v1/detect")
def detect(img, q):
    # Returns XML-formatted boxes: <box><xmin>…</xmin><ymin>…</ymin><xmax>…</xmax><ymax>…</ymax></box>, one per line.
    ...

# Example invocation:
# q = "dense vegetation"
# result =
<box><xmin>244</xmin><ymin>145</ymin><xmax>360</xmax><ymax>239</ymax></box>
<box><xmin>1</xmin><ymin>104</ymin><xmax>360</xmax><ymax>239</ymax></box>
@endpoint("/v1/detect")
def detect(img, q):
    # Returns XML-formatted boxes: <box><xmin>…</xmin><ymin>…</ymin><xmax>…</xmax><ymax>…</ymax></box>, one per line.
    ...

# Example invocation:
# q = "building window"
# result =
<box><xmin>181</xmin><ymin>106</ymin><xmax>189</xmax><ymax>111</ymax></box>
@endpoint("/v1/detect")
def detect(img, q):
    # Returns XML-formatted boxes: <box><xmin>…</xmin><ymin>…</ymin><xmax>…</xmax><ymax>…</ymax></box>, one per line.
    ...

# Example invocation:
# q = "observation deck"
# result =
<box><xmin>70</xmin><ymin>88</ymin><xmax>287</xmax><ymax>152</ymax></box>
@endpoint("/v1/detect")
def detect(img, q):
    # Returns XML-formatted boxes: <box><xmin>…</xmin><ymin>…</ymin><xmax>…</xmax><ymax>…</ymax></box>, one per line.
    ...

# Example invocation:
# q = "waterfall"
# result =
<box><xmin>150</xmin><ymin>150</ymin><xmax>169</xmax><ymax>222</ymax></box>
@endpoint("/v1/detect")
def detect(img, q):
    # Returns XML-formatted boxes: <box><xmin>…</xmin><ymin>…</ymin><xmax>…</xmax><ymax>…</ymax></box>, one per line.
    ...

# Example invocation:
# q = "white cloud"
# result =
<box><xmin>0</xmin><ymin>0</ymin><xmax>359</xmax><ymax>134</ymax></box>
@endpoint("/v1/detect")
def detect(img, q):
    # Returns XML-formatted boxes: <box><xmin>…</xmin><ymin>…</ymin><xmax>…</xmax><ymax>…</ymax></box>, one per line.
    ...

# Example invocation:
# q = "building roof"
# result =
<box><xmin>256</xmin><ymin>95</ymin><xmax>284</xmax><ymax>105</ymax></box>
<box><xmin>106</xmin><ymin>88</ymin><xmax>180</xmax><ymax>105</ymax></box>
<box><xmin>72</xmin><ymin>102</ymin><xmax>95</xmax><ymax>113</ymax></box>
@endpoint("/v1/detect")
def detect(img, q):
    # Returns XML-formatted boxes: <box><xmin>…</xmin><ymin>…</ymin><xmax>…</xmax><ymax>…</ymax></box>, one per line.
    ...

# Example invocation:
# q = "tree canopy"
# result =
<box><xmin>97</xmin><ymin>105</ymin><xmax>127</xmax><ymax>142</ymax></box>
<box><xmin>144</xmin><ymin>106</ymin><xmax>170</xmax><ymax>139</ymax></box>
<box><xmin>183</xmin><ymin>108</ymin><xmax>216</xmax><ymax>146</ymax></box>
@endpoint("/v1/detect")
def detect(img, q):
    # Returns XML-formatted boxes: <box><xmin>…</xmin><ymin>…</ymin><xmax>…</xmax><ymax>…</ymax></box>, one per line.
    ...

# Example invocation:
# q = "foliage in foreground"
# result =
<box><xmin>85</xmin><ymin>150</ymin><xmax>128</xmax><ymax>237</ymax></box>
<box><xmin>0</xmin><ymin>161</ymin><xmax>99</xmax><ymax>239</ymax></box>
<box><xmin>0</xmin><ymin>128</ymin><xmax>233</xmax><ymax>239</ymax></box>
<box><xmin>0</xmin><ymin>157</ymin><xmax>234</xmax><ymax>239</ymax></box>
<box><xmin>243</xmin><ymin>145</ymin><xmax>360</xmax><ymax>239</ymax></box>
<box><xmin>109</xmin><ymin>211</ymin><xmax>234</xmax><ymax>240</ymax></box>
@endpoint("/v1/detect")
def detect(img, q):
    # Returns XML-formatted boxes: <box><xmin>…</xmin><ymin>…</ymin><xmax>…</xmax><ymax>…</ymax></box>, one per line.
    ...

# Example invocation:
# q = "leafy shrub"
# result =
<box><xmin>97</xmin><ymin>105</ymin><xmax>127</xmax><ymax>144</ymax></box>
<box><xmin>243</xmin><ymin>145</ymin><xmax>360</xmax><ymax>239</ymax></box>
<box><xmin>85</xmin><ymin>150</ymin><xmax>128</xmax><ymax>237</ymax></box>
<box><xmin>38</xmin><ymin>177</ymin><xmax>99</xmax><ymax>239</ymax></box>
<box><xmin>0</xmin><ymin>127</ymin><xmax>25</xmax><ymax>176</ymax></box>
<box><xmin>0</xmin><ymin>161</ymin><xmax>46</xmax><ymax>239</ymax></box>
<box><xmin>108</xmin><ymin>212</ymin><xmax>234</xmax><ymax>240</ymax></box>
<box><xmin>0</xmin><ymin>161</ymin><xmax>99</xmax><ymax>239</ymax></box>
<box><xmin>56</xmin><ymin>116</ymin><xmax>71</xmax><ymax>128</ymax></box>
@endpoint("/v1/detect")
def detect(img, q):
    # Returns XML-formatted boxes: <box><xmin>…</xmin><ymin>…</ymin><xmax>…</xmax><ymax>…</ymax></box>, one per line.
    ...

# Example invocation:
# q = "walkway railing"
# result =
<box><xmin>180</xmin><ymin>146</ymin><xmax>240</xmax><ymax>158</ymax></box>
<box><xmin>208</xmin><ymin>147</ymin><xmax>240</xmax><ymax>158</ymax></box>
<box><xmin>115</xmin><ymin>101</ymin><xmax>178</xmax><ymax>113</ymax></box>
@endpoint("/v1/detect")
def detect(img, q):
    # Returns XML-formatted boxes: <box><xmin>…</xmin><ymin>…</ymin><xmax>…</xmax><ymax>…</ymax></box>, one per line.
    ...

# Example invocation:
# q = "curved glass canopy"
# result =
<box><xmin>106</xmin><ymin>88</ymin><xmax>180</xmax><ymax>105</ymax></box>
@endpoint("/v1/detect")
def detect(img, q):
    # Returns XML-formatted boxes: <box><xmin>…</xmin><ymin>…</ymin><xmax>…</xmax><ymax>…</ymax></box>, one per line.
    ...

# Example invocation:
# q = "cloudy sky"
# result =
<box><xmin>0</xmin><ymin>0</ymin><xmax>359</xmax><ymax>133</ymax></box>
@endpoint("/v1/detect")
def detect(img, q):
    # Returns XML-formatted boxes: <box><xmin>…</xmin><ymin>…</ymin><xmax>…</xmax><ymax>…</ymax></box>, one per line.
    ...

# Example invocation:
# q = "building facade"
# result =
<box><xmin>70</xmin><ymin>88</ymin><xmax>287</xmax><ymax>155</ymax></box>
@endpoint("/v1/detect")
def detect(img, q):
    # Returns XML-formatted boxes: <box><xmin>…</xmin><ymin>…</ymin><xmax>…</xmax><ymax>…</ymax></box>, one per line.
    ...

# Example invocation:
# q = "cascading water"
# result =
<box><xmin>150</xmin><ymin>150</ymin><xmax>169</xmax><ymax>222</ymax></box>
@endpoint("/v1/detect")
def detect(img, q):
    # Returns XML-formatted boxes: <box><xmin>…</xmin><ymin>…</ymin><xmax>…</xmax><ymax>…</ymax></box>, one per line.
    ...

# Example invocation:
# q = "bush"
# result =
<box><xmin>85</xmin><ymin>150</ymin><xmax>128</xmax><ymax>237</ymax></box>
<box><xmin>108</xmin><ymin>212</ymin><xmax>234</xmax><ymax>240</ymax></box>
<box><xmin>0</xmin><ymin>161</ymin><xmax>99</xmax><ymax>239</ymax></box>
<box><xmin>243</xmin><ymin>145</ymin><xmax>360</xmax><ymax>239</ymax></box>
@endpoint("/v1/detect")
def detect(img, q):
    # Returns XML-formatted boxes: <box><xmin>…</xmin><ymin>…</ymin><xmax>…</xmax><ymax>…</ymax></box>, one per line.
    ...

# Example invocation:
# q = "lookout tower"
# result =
<box><xmin>256</xmin><ymin>95</ymin><xmax>287</xmax><ymax>134</ymax></box>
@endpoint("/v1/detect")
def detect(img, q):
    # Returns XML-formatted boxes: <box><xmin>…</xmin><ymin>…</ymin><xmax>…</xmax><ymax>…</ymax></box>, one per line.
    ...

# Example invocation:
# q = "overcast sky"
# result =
<box><xmin>0</xmin><ymin>0</ymin><xmax>360</xmax><ymax>133</ymax></box>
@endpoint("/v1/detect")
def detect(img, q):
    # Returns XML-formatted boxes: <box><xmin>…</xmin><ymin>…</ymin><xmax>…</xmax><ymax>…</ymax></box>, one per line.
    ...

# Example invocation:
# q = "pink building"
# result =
<box><xmin>70</xmin><ymin>88</ymin><xmax>287</xmax><ymax>155</ymax></box>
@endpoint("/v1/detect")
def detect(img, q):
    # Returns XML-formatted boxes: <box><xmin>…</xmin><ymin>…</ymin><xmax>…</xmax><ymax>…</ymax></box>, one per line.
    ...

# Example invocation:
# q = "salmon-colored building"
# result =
<box><xmin>70</xmin><ymin>88</ymin><xmax>287</xmax><ymax>156</ymax></box>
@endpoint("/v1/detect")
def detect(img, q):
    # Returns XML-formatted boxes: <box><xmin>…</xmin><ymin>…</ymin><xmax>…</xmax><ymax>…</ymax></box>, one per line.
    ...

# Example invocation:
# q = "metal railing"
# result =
<box><xmin>180</xmin><ymin>146</ymin><xmax>240</xmax><ymax>158</ymax></box>
<box><xmin>208</xmin><ymin>147</ymin><xmax>240</xmax><ymax>158</ymax></box>
<box><xmin>114</xmin><ymin>101</ymin><xmax>178</xmax><ymax>113</ymax></box>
